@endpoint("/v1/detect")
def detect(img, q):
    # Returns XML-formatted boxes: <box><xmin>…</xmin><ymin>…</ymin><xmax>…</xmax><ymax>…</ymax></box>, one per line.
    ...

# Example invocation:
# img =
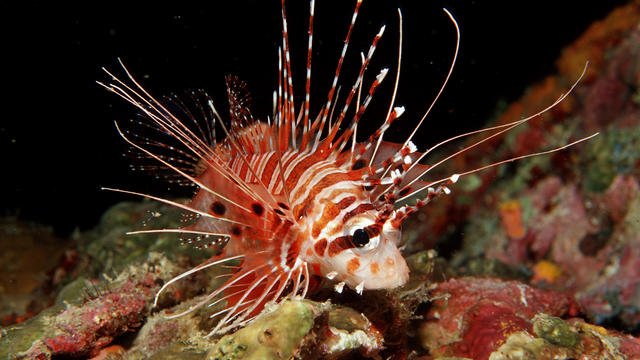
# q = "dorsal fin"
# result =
<box><xmin>225</xmin><ymin>75</ymin><xmax>254</xmax><ymax>129</ymax></box>
<box><xmin>121</xmin><ymin>89</ymin><xmax>218</xmax><ymax>184</ymax></box>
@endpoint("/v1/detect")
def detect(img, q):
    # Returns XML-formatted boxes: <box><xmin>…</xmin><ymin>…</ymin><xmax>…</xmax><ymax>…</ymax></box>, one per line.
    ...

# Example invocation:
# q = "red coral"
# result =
<box><xmin>454</xmin><ymin>303</ymin><xmax>532</xmax><ymax>360</ymax></box>
<box><xmin>602</xmin><ymin>175</ymin><xmax>639</xmax><ymax>223</ymax></box>
<box><xmin>22</xmin><ymin>274</ymin><xmax>158</xmax><ymax>359</ymax></box>
<box><xmin>420</xmin><ymin>278</ymin><xmax>580</xmax><ymax>360</ymax></box>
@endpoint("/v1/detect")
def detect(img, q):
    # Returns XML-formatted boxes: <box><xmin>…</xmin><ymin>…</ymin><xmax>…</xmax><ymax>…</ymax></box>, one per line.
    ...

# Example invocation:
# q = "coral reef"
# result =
<box><xmin>415</xmin><ymin>0</ymin><xmax>640</xmax><ymax>336</ymax></box>
<box><xmin>2</xmin><ymin>253</ymin><xmax>180</xmax><ymax>358</ymax></box>
<box><xmin>0</xmin><ymin>218</ymin><xmax>75</xmax><ymax>326</ymax></box>
<box><xmin>419</xmin><ymin>278</ymin><xmax>640</xmax><ymax>359</ymax></box>
<box><xmin>483</xmin><ymin>174</ymin><xmax>640</xmax><ymax>332</ymax></box>
<box><xmin>206</xmin><ymin>300</ymin><xmax>321</xmax><ymax>360</ymax></box>
<box><xmin>492</xmin><ymin>314</ymin><xmax>640</xmax><ymax>360</ymax></box>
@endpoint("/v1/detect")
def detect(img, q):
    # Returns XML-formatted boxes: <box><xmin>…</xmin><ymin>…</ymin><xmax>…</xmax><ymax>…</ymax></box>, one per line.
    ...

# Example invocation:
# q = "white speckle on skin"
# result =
<box><xmin>376</xmin><ymin>68</ymin><xmax>389</xmax><ymax>83</ymax></box>
<box><xmin>407</xmin><ymin>141</ymin><xmax>417</xmax><ymax>153</ymax></box>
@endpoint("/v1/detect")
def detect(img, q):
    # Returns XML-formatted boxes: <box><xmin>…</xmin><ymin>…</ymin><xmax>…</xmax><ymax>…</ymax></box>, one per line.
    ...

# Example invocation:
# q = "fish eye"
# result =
<box><xmin>346</xmin><ymin>217</ymin><xmax>380</xmax><ymax>252</ymax></box>
<box><xmin>352</xmin><ymin>228</ymin><xmax>370</xmax><ymax>247</ymax></box>
<box><xmin>351</xmin><ymin>228</ymin><xmax>380</xmax><ymax>252</ymax></box>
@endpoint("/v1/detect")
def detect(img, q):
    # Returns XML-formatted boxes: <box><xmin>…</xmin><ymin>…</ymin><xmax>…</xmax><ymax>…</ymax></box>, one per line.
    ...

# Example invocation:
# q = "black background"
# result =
<box><xmin>2</xmin><ymin>0</ymin><xmax>627</xmax><ymax>235</ymax></box>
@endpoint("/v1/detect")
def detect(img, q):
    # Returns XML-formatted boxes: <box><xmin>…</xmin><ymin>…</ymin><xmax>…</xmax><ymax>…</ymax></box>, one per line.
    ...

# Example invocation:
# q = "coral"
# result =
<box><xmin>207</xmin><ymin>299</ymin><xmax>383</xmax><ymax>360</ymax></box>
<box><xmin>79</xmin><ymin>200</ymin><xmax>217</xmax><ymax>277</ymax></box>
<box><xmin>531</xmin><ymin>260</ymin><xmax>563</xmax><ymax>284</ymax></box>
<box><xmin>125</xmin><ymin>304</ymin><xmax>207</xmax><ymax>359</ymax></box>
<box><xmin>582</xmin><ymin>127</ymin><xmax>640</xmax><ymax>192</ymax></box>
<box><xmin>575</xmin><ymin>179</ymin><xmax>640</xmax><ymax>331</ymax></box>
<box><xmin>499</xmin><ymin>200</ymin><xmax>527</xmax><ymax>240</ymax></box>
<box><xmin>0</xmin><ymin>253</ymin><xmax>188</xmax><ymax>359</ymax></box>
<box><xmin>419</xmin><ymin>277</ymin><xmax>581</xmax><ymax>360</ymax></box>
<box><xmin>322</xmin><ymin>305</ymin><xmax>383</xmax><ymax>358</ymax></box>
<box><xmin>419</xmin><ymin>278</ymin><xmax>640</xmax><ymax>360</ymax></box>
<box><xmin>556</xmin><ymin>0</ymin><xmax>640</xmax><ymax>84</ymax></box>
<box><xmin>1</xmin><ymin>244</ymin><xmax>387</xmax><ymax>360</ymax></box>
<box><xmin>491</xmin><ymin>314</ymin><xmax>640</xmax><ymax>360</ymax></box>
<box><xmin>482</xmin><ymin>174</ymin><xmax>640</xmax><ymax>332</ymax></box>
<box><xmin>532</xmin><ymin>314</ymin><xmax>580</xmax><ymax>348</ymax></box>
<box><xmin>414</xmin><ymin>0</ymin><xmax>640</xmax><ymax>250</ymax></box>
<box><xmin>416</xmin><ymin>0</ymin><xmax>640</xmax><ymax>337</ymax></box>
<box><xmin>207</xmin><ymin>300</ymin><xmax>319</xmax><ymax>360</ymax></box>
<box><xmin>0</xmin><ymin>217</ymin><xmax>74</xmax><ymax>326</ymax></box>
<box><xmin>87</xmin><ymin>345</ymin><xmax>126</xmax><ymax>360</ymax></box>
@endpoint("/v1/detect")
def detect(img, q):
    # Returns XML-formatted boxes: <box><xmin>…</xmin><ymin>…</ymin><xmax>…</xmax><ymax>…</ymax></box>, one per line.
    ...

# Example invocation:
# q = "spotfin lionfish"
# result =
<box><xmin>99</xmin><ymin>0</ymin><xmax>596</xmax><ymax>336</ymax></box>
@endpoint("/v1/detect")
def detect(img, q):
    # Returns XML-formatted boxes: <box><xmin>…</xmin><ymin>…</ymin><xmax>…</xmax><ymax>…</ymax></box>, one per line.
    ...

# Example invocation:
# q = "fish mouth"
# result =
<box><xmin>364</xmin><ymin>255</ymin><xmax>410</xmax><ymax>290</ymax></box>
<box><xmin>346</xmin><ymin>245</ymin><xmax>410</xmax><ymax>290</ymax></box>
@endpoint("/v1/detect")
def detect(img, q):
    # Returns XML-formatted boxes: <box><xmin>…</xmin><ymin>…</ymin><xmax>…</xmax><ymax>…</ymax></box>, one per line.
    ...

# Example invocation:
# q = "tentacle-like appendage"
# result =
<box><xmin>152</xmin><ymin>254</ymin><xmax>244</xmax><ymax>309</ymax></box>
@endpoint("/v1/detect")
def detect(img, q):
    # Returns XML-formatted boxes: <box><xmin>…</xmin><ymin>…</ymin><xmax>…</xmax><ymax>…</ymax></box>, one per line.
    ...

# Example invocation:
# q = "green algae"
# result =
<box><xmin>0</xmin><ymin>278</ymin><xmax>97</xmax><ymax>358</ymax></box>
<box><xmin>492</xmin><ymin>315</ymin><xmax>631</xmax><ymax>359</ymax></box>
<box><xmin>405</xmin><ymin>250</ymin><xmax>440</xmax><ymax>275</ymax></box>
<box><xmin>207</xmin><ymin>300</ymin><xmax>320</xmax><ymax>360</ymax></box>
<box><xmin>449</xmin><ymin>211</ymin><xmax>501</xmax><ymax>268</ymax></box>
<box><xmin>532</xmin><ymin>314</ymin><xmax>579</xmax><ymax>348</ymax></box>
<box><xmin>583</xmin><ymin>128</ymin><xmax>640</xmax><ymax>193</ymax></box>
<box><xmin>462</xmin><ymin>258</ymin><xmax>532</xmax><ymax>281</ymax></box>
<box><xmin>79</xmin><ymin>200</ymin><xmax>216</xmax><ymax>277</ymax></box>
<box><xmin>0</xmin><ymin>306</ymin><xmax>60</xmax><ymax>359</ymax></box>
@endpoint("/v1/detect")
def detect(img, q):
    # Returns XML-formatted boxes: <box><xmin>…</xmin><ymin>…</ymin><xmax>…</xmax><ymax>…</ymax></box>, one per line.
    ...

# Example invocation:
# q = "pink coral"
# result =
<box><xmin>21</xmin><ymin>274</ymin><xmax>159</xmax><ymax>359</ymax></box>
<box><xmin>419</xmin><ymin>277</ymin><xmax>580</xmax><ymax>360</ymax></box>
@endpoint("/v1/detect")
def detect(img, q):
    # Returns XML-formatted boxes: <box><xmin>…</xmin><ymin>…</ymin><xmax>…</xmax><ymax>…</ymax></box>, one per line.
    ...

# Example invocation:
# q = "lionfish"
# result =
<box><xmin>100</xmin><ymin>0</ymin><xmax>595</xmax><ymax>336</ymax></box>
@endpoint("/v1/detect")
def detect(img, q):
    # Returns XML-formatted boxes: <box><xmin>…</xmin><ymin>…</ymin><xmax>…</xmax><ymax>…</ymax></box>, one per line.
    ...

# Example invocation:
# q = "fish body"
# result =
<box><xmin>187</xmin><ymin>136</ymin><xmax>410</xmax><ymax>290</ymax></box>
